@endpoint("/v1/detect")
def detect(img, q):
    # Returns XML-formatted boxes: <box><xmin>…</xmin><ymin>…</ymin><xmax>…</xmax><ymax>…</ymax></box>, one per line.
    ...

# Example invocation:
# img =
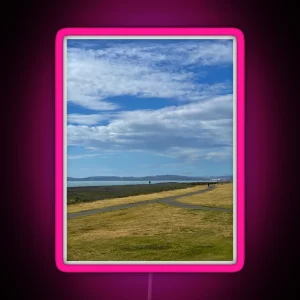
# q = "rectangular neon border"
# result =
<box><xmin>55</xmin><ymin>28</ymin><xmax>245</xmax><ymax>273</ymax></box>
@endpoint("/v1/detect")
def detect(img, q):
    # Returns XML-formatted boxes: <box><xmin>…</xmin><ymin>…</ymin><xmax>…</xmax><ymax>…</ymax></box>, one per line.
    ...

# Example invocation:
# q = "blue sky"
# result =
<box><xmin>66</xmin><ymin>39</ymin><xmax>234</xmax><ymax>178</ymax></box>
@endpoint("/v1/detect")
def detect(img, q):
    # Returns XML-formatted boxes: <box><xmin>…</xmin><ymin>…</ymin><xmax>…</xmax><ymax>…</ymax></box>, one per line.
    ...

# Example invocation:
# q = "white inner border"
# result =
<box><xmin>63</xmin><ymin>35</ymin><xmax>237</xmax><ymax>265</ymax></box>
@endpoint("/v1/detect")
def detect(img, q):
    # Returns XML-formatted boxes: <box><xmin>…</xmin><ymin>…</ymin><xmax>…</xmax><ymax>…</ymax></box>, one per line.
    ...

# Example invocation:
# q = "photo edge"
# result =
<box><xmin>55</xmin><ymin>28</ymin><xmax>74</xmax><ymax>42</ymax></box>
<box><xmin>230</xmin><ymin>256</ymin><xmax>245</xmax><ymax>273</ymax></box>
<box><xmin>55</xmin><ymin>251</ymin><xmax>70</xmax><ymax>273</ymax></box>
<box><xmin>228</xmin><ymin>28</ymin><xmax>245</xmax><ymax>43</ymax></box>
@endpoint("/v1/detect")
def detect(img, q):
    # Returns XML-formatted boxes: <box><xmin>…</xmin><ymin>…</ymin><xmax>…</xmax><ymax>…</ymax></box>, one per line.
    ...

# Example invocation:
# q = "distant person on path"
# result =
<box><xmin>208</xmin><ymin>183</ymin><xmax>209</xmax><ymax>187</ymax></box>
<box><xmin>149</xmin><ymin>181</ymin><xmax>151</xmax><ymax>184</ymax></box>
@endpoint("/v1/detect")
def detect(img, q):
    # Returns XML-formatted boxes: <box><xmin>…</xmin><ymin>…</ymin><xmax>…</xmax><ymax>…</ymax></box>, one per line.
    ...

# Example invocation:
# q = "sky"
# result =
<box><xmin>66</xmin><ymin>38</ymin><xmax>234</xmax><ymax>178</ymax></box>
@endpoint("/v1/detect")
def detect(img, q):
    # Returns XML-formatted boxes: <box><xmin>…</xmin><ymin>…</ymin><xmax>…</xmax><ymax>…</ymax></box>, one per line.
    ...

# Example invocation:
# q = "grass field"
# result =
<box><xmin>176</xmin><ymin>183</ymin><xmax>233</xmax><ymax>209</ymax></box>
<box><xmin>67</xmin><ymin>182</ymin><xmax>210</xmax><ymax>205</ymax></box>
<box><xmin>68</xmin><ymin>184</ymin><xmax>207</xmax><ymax>213</ymax></box>
<box><xmin>68</xmin><ymin>204</ymin><xmax>233</xmax><ymax>261</ymax></box>
<box><xmin>67</xmin><ymin>183</ymin><xmax>233</xmax><ymax>261</ymax></box>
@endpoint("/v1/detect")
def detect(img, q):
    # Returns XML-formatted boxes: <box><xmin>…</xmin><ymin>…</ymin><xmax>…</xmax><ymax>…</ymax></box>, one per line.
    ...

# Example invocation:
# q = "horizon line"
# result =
<box><xmin>67</xmin><ymin>174</ymin><xmax>233</xmax><ymax>178</ymax></box>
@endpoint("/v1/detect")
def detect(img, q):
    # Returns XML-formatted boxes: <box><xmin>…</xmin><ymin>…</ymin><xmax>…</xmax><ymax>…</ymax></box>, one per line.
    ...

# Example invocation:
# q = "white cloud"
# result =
<box><xmin>67</xmin><ymin>40</ymin><xmax>233</xmax><ymax>110</ymax></box>
<box><xmin>67</xmin><ymin>113</ymin><xmax>113</xmax><ymax>125</ymax></box>
<box><xmin>160</xmin><ymin>146</ymin><xmax>232</xmax><ymax>161</ymax></box>
<box><xmin>67</xmin><ymin>94</ymin><xmax>233</xmax><ymax>161</ymax></box>
<box><xmin>68</xmin><ymin>153</ymin><xmax>106</xmax><ymax>159</ymax></box>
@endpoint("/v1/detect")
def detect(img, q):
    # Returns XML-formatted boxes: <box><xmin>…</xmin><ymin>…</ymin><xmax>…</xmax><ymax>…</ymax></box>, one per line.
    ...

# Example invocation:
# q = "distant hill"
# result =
<box><xmin>67</xmin><ymin>175</ymin><xmax>233</xmax><ymax>181</ymax></box>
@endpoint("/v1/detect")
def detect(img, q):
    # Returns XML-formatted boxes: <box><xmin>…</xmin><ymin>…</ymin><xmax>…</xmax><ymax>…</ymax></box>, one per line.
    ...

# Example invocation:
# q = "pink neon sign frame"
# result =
<box><xmin>55</xmin><ymin>27</ymin><xmax>245</xmax><ymax>273</ymax></box>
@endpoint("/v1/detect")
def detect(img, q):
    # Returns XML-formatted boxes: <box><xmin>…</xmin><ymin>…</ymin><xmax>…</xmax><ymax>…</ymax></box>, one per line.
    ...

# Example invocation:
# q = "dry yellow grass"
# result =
<box><xmin>67</xmin><ymin>203</ymin><xmax>233</xmax><ymax>261</ymax></box>
<box><xmin>68</xmin><ymin>203</ymin><xmax>232</xmax><ymax>241</ymax></box>
<box><xmin>67</xmin><ymin>185</ymin><xmax>207</xmax><ymax>213</ymax></box>
<box><xmin>176</xmin><ymin>183</ymin><xmax>233</xmax><ymax>209</ymax></box>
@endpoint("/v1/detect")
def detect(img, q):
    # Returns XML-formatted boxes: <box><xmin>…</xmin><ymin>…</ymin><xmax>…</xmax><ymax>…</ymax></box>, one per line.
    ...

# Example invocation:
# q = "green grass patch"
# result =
<box><xmin>67</xmin><ymin>182</ymin><xmax>210</xmax><ymax>204</ymax></box>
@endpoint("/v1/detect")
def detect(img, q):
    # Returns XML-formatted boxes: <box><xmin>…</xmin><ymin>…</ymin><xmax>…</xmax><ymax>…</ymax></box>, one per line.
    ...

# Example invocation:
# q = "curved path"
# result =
<box><xmin>68</xmin><ymin>185</ymin><xmax>232</xmax><ymax>219</ymax></box>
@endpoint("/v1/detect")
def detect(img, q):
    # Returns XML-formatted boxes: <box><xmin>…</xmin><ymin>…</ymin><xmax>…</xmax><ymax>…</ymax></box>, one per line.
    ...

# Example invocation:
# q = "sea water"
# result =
<box><xmin>67</xmin><ymin>180</ymin><xmax>212</xmax><ymax>187</ymax></box>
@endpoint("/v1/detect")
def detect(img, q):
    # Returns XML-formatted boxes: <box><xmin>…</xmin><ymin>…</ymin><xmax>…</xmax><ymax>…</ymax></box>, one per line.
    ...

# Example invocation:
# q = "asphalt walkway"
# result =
<box><xmin>68</xmin><ymin>184</ymin><xmax>232</xmax><ymax>219</ymax></box>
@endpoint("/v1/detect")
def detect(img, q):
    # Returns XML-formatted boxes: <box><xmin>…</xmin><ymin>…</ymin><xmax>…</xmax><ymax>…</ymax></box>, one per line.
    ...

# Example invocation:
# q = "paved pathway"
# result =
<box><xmin>68</xmin><ymin>185</ymin><xmax>232</xmax><ymax>219</ymax></box>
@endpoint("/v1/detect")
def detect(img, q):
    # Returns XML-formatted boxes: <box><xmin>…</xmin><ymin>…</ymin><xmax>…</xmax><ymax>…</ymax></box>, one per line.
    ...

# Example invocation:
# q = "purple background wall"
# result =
<box><xmin>7</xmin><ymin>1</ymin><xmax>295</xmax><ymax>299</ymax></box>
